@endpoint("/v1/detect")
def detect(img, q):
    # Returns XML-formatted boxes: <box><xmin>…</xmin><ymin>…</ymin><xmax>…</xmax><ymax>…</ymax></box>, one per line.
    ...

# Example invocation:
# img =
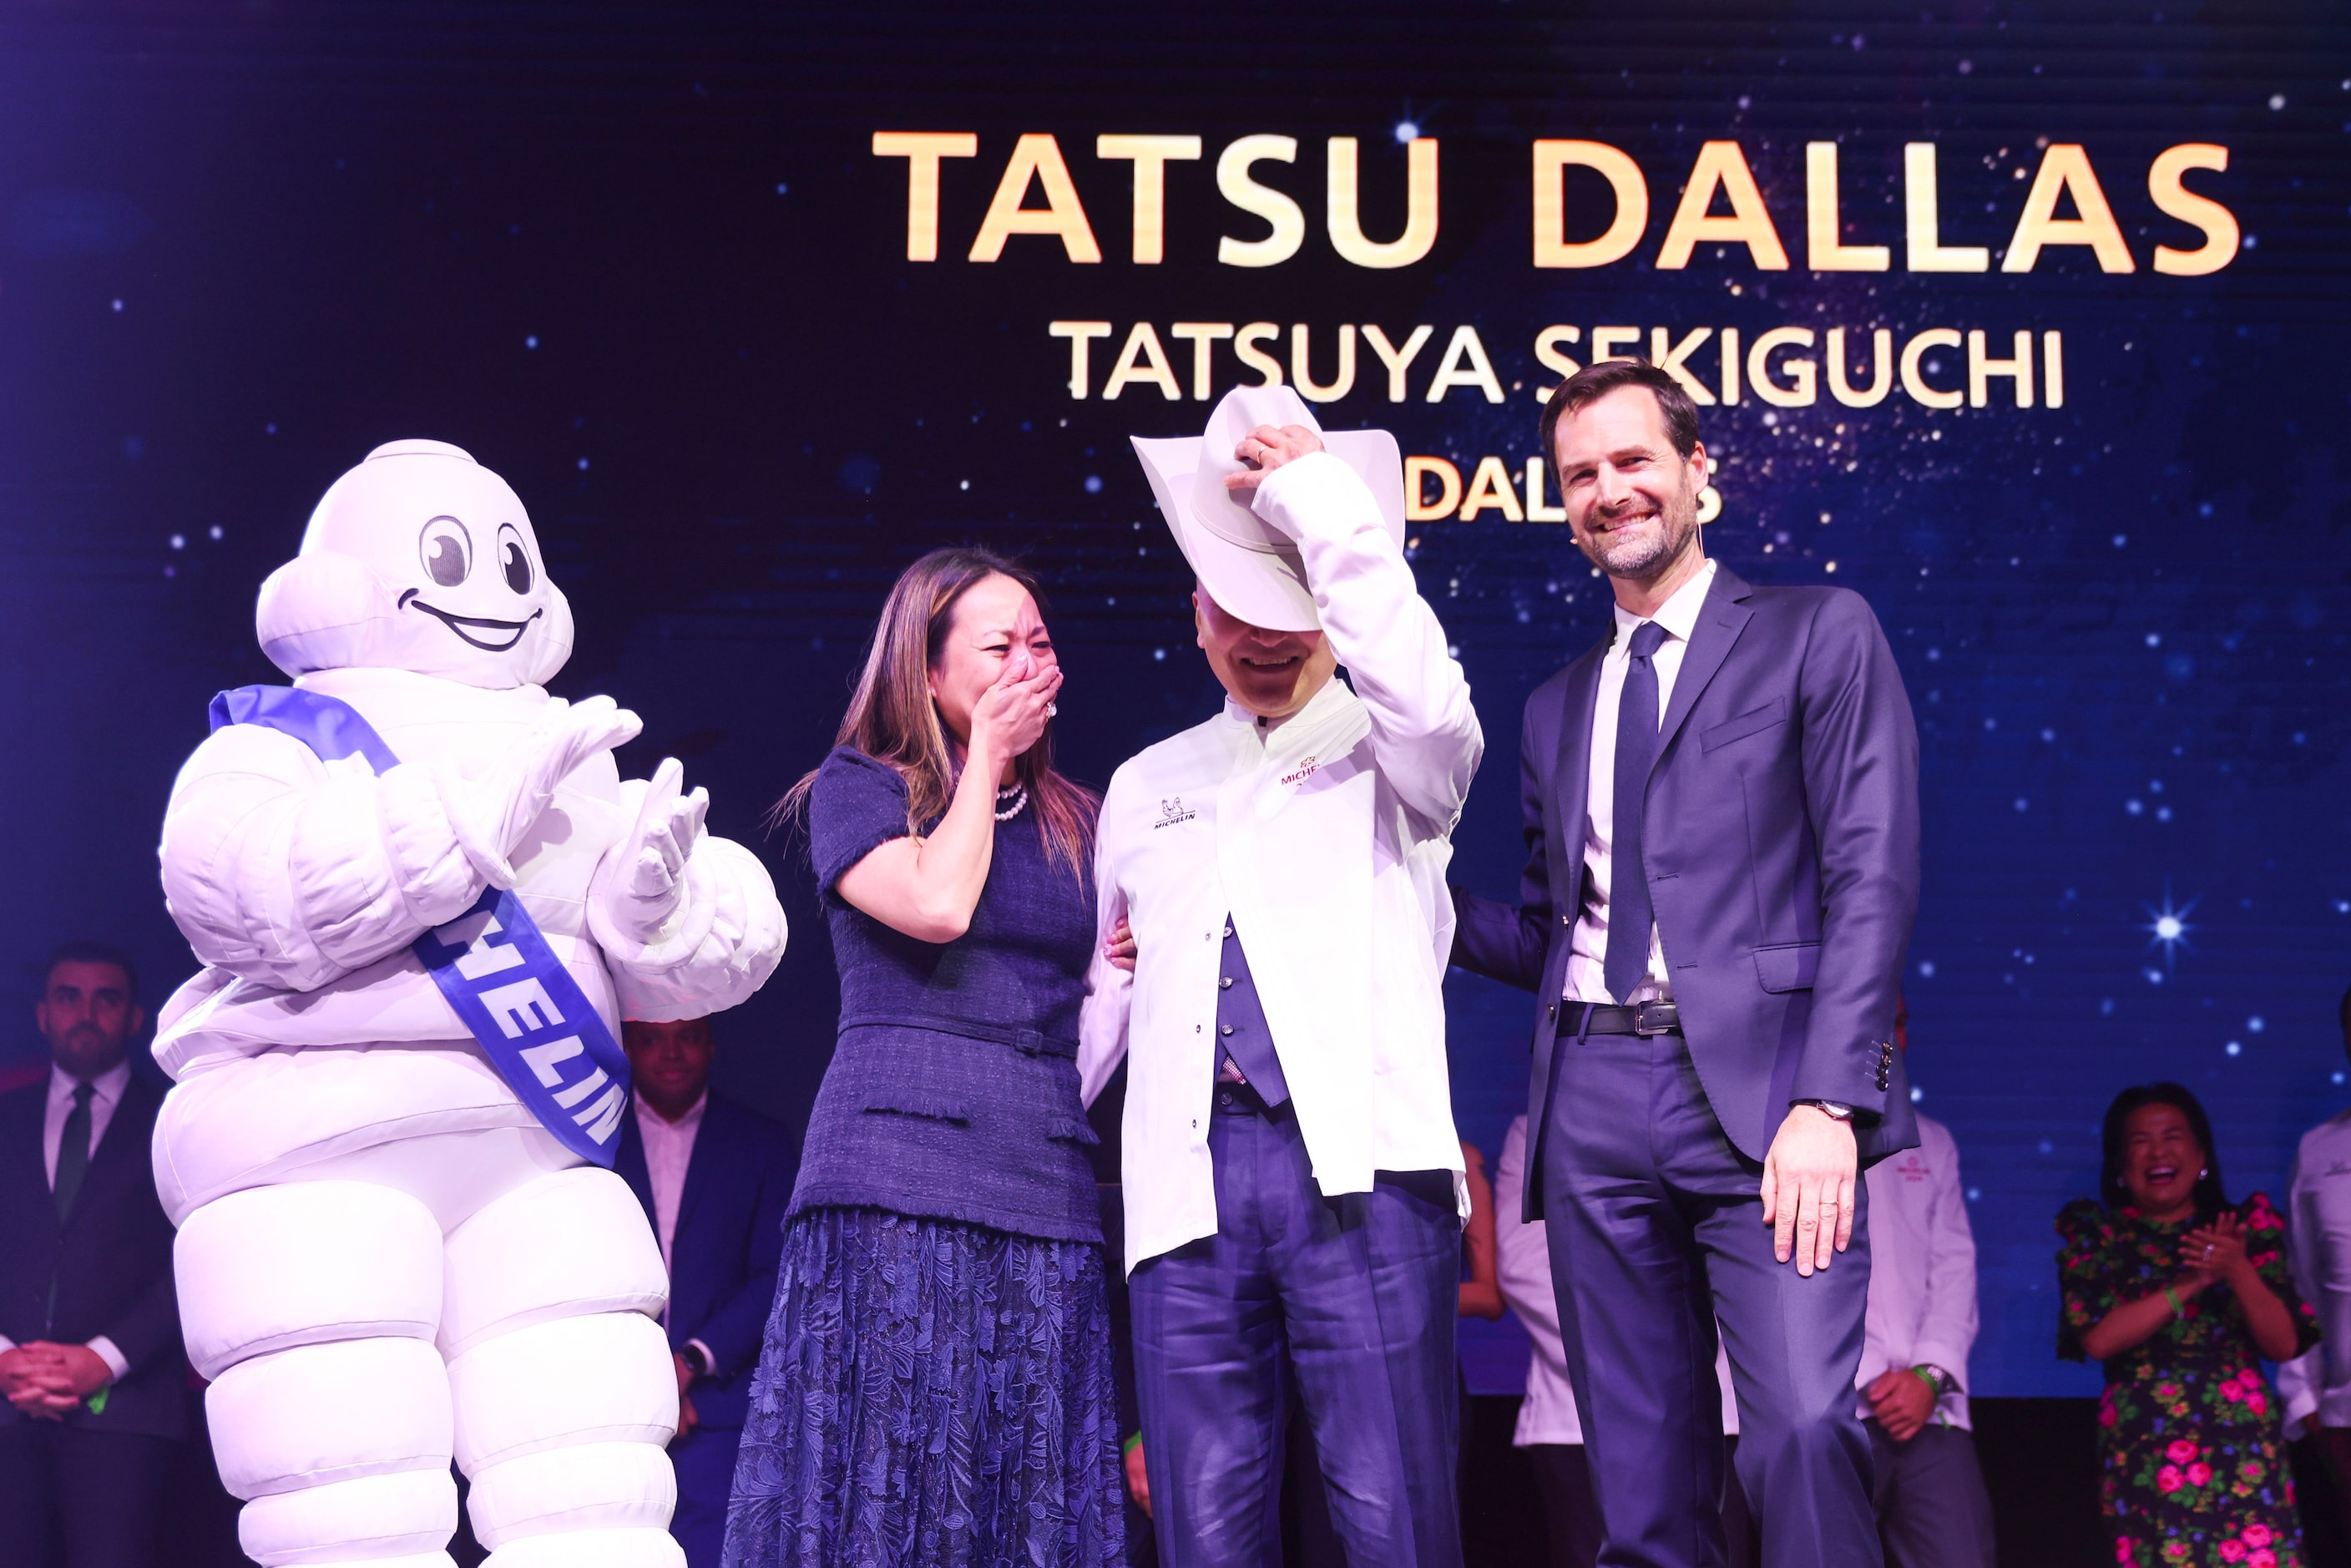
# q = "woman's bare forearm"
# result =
<box><xmin>2080</xmin><ymin>1284</ymin><xmax>2197</xmax><ymax>1361</ymax></box>
<box><xmin>837</xmin><ymin>742</ymin><xmax>1002</xmax><ymax>942</ymax></box>
<box><xmin>2231</xmin><ymin>1269</ymin><xmax>2302</xmax><ymax>1362</ymax></box>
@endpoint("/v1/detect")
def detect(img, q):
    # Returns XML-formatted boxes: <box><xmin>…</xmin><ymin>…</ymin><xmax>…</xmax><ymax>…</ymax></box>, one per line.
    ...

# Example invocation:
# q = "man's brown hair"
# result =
<box><xmin>1540</xmin><ymin>358</ymin><xmax>1702</xmax><ymax>476</ymax></box>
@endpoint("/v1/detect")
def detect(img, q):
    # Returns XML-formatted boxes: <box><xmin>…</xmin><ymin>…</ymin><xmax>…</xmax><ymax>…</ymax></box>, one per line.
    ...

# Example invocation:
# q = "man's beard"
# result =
<box><xmin>56</xmin><ymin>1023</ymin><xmax>119</xmax><ymax>1070</ymax></box>
<box><xmin>1581</xmin><ymin>497</ymin><xmax>1697</xmax><ymax>580</ymax></box>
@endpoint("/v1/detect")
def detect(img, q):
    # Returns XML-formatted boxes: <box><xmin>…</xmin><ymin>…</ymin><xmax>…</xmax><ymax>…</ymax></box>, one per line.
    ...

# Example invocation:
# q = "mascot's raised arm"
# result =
<box><xmin>152</xmin><ymin>439</ymin><xmax>785</xmax><ymax>1568</ymax></box>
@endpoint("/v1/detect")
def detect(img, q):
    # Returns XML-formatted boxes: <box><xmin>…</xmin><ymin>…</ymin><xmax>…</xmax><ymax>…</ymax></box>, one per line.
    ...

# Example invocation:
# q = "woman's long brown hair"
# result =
<box><xmin>773</xmin><ymin>547</ymin><xmax>1096</xmax><ymax>880</ymax></box>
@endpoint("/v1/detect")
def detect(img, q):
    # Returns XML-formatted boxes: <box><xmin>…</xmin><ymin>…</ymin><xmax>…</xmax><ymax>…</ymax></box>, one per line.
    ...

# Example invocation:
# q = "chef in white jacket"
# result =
<box><xmin>1079</xmin><ymin>387</ymin><xmax>1481</xmax><ymax>1568</ymax></box>
<box><xmin>2278</xmin><ymin>986</ymin><xmax>2351</xmax><ymax>1540</ymax></box>
<box><xmin>152</xmin><ymin>440</ymin><xmax>784</xmax><ymax>1568</ymax></box>
<box><xmin>1853</xmin><ymin>1038</ymin><xmax>1996</xmax><ymax>1568</ymax></box>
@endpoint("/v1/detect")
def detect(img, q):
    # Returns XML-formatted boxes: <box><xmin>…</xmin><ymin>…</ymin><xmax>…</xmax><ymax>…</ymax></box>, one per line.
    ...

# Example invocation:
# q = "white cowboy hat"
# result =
<box><xmin>1130</xmin><ymin>385</ymin><xmax>1405</xmax><ymax>633</ymax></box>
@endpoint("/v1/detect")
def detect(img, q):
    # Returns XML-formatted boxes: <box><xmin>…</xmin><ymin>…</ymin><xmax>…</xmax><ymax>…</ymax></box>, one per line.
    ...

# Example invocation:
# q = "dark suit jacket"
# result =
<box><xmin>0</xmin><ymin>1070</ymin><xmax>187</xmax><ymax>1440</ymax></box>
<box><xmin>615</xmin><ymin>1092</ymin><xmax>797</xmax><ymax>1430</ymax></box>
<box><xmin>1453</xmin><ymin>563</ymin><xmax>1920</xmax><ymax>1216</ymax></box>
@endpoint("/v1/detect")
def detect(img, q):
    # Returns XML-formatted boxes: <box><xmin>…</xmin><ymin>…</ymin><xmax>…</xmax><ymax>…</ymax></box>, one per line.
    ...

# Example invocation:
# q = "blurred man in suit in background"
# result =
<box><xmin>615</xmin><ymin>1015</ymin><xmax>796</xmax><ymax>1568</ymax></box>
<box><xmin>0</xmin><ymin>942</ymin><xmax>187</xmax><ymax>1567</ymax></box>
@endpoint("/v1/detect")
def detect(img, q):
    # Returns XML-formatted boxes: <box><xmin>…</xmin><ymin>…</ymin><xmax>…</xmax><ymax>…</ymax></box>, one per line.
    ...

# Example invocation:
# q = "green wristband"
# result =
<box><xmin>84</xmin><ymin>1387</ymin><xmax>108</xmax><ymax>1416</ymax></box>
<box><xmin>1123</xmin><ymin>1432</ymin><xmax>1143</xmax><ymax>1455</ymax></box>
<box><xmin>1909</xmin><ymin>1367</ymin><xmax>1940</xmax><ymax>1395</ymax></box>
<box><xmin>2163</xmin><ymin>1287</ymin><xmax>2183</xmax><ymax>1318</ymax></box>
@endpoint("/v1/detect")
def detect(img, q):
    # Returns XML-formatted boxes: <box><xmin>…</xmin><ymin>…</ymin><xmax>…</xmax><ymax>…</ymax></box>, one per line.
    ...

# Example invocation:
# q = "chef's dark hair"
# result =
<box><xmin>2098</xmin><ymin>1082</ymin><xmax>2227</xmax><ymax>1221</ymax></box>
<box><xmin>44</xmin><ymin>940</ymin><xmax>138</xmax><ymax>1002</ymax></box>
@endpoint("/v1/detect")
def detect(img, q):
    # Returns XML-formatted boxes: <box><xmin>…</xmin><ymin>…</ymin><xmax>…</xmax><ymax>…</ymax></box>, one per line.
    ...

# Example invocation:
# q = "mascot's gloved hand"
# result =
<box><xmin>440</xmin><ymin>695</ymin><xmax>644</xmax><ymax>889</ymax></box>
<box><xmin>588</xmin><ymin>757</ymin><xmax>717</xmax><ymax>964</ymax></box>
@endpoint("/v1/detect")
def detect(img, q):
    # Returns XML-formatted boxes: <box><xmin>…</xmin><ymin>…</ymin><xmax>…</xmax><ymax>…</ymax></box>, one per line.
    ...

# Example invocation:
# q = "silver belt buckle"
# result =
<box><xmin>1632</xmin><ymin>1000</ymin><xmax>1679</xmax><ymax>1035</ymax></box>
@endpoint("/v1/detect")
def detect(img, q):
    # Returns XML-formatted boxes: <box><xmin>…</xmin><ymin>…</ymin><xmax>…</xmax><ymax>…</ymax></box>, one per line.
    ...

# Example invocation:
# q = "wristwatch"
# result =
<box><xmin>680</xmin><ymin>1343</ymin><xmax>713</xmax><ymax>1381</ymax></box>
<box><xmin>1795</xmin><ymin>1100</ymin><xmax>1855</xmax><ymax>1121</ymax></box>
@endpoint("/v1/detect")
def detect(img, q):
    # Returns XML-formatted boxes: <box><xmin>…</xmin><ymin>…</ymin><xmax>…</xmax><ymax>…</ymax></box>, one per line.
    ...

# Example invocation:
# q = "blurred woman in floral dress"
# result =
<box><xmin>2058</xmin><ymin>1082</ymin><xmax>2321</xmax><ymax>1567</ymax></box>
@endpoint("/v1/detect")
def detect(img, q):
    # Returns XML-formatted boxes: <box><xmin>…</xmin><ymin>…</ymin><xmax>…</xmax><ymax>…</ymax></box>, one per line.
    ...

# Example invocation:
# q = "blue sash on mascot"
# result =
<box><xmin>208</xmin><ymin>685</ymin><xmax>632</xmax><ymax>1166</ymax></box>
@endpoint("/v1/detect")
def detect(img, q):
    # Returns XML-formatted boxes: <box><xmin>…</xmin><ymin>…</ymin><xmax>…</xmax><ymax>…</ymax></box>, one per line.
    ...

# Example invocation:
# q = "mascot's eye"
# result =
<box><xmin>497</xmin><ymin>523</ymin><xmax>533</xmax><ymax>594</ymax></box>
<box><xmin>418</xmin><ymin>517</ymin><xmax>472</xmax><ymax>586</ymax></box>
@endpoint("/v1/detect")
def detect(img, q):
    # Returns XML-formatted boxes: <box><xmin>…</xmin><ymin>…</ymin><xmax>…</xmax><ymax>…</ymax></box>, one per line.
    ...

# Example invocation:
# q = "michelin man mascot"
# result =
<box><xmin>150</xmin><ymin>439</ymin><xmax>786</xmax><ymax>1568</ymax></box>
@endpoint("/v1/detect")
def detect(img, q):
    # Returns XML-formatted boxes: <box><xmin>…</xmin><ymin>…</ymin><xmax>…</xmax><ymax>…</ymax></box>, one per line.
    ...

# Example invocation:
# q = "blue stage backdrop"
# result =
<box><xmin>0</xmin><ymin>3</ymin><xmax>2344</xmax><ymax>1399</ymax></box>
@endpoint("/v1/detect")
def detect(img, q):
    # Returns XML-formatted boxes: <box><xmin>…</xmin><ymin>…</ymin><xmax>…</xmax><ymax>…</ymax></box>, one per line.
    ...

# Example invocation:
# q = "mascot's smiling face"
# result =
<box><xmin>255</xmin><ymin>439</ymin><xmax>574</xmax><ymax>690</ymax></box>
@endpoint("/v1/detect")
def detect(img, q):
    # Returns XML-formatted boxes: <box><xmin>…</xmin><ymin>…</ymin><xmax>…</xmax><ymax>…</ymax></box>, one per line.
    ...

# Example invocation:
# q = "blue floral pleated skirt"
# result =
<box><xmin>721</xmin><ymin>1206</ymin><xmax>1125</xmax><ymax>1568</ymax></box>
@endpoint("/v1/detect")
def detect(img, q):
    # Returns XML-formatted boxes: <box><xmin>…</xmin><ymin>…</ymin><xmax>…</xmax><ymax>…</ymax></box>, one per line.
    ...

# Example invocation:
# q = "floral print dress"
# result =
<box><xmin>2057</xmin><ymin>1193</ymin><xmax>2322</xmax><ymax>1568</ymax></box>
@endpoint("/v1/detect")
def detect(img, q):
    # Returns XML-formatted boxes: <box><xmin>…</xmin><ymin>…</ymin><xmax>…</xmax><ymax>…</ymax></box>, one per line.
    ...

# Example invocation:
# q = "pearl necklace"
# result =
<box><xmin>994</xmin><ymin>782</ymin><xmax>1030</xmax><ymax>822</ymax></box>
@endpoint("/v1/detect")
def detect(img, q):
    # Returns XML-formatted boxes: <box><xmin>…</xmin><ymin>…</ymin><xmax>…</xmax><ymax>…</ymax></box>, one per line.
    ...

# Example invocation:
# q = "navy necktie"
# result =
<box><xmin>1604</xmin><ymin>621</ymin><xmax>1669</xmax><ymax>1004</ymax></box>
<box><xmin>54</xmin><ymin>1080</ymin><xmax>94</xmax><ymax>1222</ymax></box>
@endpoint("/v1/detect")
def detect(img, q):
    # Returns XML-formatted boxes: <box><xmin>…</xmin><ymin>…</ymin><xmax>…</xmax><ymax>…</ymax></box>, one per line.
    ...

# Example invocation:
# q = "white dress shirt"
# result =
<box><xmin>1855</xmin><ymin>1112</ymin><xmax>1977</xmax><ymax>1430</ymax></box>
<box><xmin>1494</xmin><ymin>1114</ymin><xmax>1740</xmax><ymax>1444</ymax></box>
<box><xmin>630</xmin><ymin>1091</ymin><xmax>718</xmax><ymax>1368</ymax></box>
<box><xmin>634</xmin><ymin>1091</ymin><xmax>706</xmax><ymax>1271</ymax></box>
<box><xmin>45</xmin><ymin>1060</ymin><xmax>130</xmax><ymax>1190</ymax></box>
<box><xmin>1565</xmin><ymin>559</ymin><xmax>1719</xmax><ymax>1006</ymax></box>
<box><xmin>1080</xmin><ymin>452</ymin><xmax>1484</xmax><ymax>1274</ymax></box>
<box><xmin>2279</xmin><ymin>1110</ymin><xmax>2351</xmax><ymax>1437</ymax></box>
<box><xmin>0</xmin><ymin>1061</ymin><xmax>136</xmax><ymax>1378</ymax></box>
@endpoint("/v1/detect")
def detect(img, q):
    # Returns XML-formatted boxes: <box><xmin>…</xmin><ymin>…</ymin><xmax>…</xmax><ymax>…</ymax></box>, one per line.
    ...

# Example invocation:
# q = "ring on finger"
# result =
<box><xmin>1046</xmin><ymin>703</ymin><xmax>1059</xmax><ymax>717</ymax></box>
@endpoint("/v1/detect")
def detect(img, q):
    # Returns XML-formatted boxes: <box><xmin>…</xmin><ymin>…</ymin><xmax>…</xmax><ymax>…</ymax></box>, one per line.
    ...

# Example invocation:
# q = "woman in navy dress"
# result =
<box><xmin>724</xmin><ymin>548</ymin><xmax>1125</xmax><ymax>1568</ymax></box>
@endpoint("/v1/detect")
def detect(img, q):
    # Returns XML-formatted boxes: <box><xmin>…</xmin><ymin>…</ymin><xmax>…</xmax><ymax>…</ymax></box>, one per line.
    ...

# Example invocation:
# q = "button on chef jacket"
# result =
<box><xmin>1079</xmin><ymin>452</ymin><xmax>1485</xmax><ymax>1275</ymax></box>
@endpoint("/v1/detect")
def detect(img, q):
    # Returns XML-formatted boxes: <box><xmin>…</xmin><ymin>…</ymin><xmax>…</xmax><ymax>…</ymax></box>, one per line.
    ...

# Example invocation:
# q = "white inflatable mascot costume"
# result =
<box><xmin>150</xmin><ymin>439</ymin><xmax>786</xmax><ymax>1568</ymax></box>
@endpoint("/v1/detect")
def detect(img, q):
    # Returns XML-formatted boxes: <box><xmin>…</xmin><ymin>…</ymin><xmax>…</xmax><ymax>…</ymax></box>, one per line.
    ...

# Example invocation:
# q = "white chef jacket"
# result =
<box><xmin>2279</xmin><ymin>1109</ymin><xmax>2351</xmax><ymax>1437</ymax></box>
<box><xmin>1079</xmin><ymin>452</ymin><xmax>1484</xmax><ymax>1274</ymax></box>
<box><xmin>1566</xmin><ymin>558</ymin><xmax>1717</xmax><ymax>1007</ymax></box>
<box><xmin>1494</xmin><ymin>1114</ymin><xmax>1740</xmax><ymax>1445</ymax></box>
<box><xmin>1855</xmin><ymin>1111</ymin><xmax>1977</xmax><ymax>1430</ymax></box>
<box><xmin>0</xmin><ymin>1062</ymin><xmax>134</xmax><ymax>1379</ymax></box>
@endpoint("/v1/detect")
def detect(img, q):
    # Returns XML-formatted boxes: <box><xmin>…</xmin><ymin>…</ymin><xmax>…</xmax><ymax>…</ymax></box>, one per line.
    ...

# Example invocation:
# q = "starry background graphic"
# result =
<box><xmin>0</xmin><ymin>0</ymin><xmax>2344</xmax><ymax>1399</ymax></box>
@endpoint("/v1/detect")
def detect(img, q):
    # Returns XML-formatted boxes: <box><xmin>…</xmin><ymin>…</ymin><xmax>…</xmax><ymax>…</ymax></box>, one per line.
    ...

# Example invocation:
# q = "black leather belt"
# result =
<box><xmin>1559</xmin><ymin>1000</ymin><xmax>1683</xmax><ymax>1037</ymax></box>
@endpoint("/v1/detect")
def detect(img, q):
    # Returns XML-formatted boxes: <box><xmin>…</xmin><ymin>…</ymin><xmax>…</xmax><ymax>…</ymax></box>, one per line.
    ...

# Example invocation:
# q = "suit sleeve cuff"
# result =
<box><xmin>684</xmin><ymin>1338</ymin><xmax>715</xmax><ymax>1381</ymax></box>
<box><xmin>87</xmin><ymin>1337</ymin><xmax>129</xmax><ymax>1383</ymax></box>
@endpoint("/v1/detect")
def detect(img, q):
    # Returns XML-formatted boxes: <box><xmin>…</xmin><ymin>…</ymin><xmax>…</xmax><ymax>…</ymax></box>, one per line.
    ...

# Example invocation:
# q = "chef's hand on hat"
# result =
<box><xmin>1222</xmin><ymin>423</ymin><xmax>1324</xmax><ymax>503</ymax></box>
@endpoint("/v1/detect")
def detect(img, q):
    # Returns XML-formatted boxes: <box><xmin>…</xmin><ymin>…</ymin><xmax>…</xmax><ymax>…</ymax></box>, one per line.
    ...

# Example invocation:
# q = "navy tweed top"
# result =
<box><xmin>789</xmin><ymin>746</ymin><xmax>1103</xmax><ymax>1244</ymax></box>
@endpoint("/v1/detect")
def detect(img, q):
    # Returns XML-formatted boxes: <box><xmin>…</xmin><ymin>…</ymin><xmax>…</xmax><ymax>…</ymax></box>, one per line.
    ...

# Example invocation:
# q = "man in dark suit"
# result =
<box><xmin>0</xmin><ymin>942</ymin><xmax>187</xmax><ymax>1566</ymax></box>
<box><xmin>614</xmin><ymin>1014</ymin><xmax>796</xmax><ymax>1568</ymax></box>
<box><xmin>1452</xmin><ymin>359</ymin><xmax>1919</xmax><ymax>1568</ymax></box>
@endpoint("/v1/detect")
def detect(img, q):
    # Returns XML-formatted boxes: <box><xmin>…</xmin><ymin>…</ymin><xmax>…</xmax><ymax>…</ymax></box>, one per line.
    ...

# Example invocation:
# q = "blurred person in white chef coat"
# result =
<box><xmin>1853</xmin><ymin>999</ymin><xmax>1995</xmax><ymax>1568</ymax></box>
<box><xmin>2280</xmin><ymin>983</ymin><xmax>2351</xmax><ymax>1541</ymax></box>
